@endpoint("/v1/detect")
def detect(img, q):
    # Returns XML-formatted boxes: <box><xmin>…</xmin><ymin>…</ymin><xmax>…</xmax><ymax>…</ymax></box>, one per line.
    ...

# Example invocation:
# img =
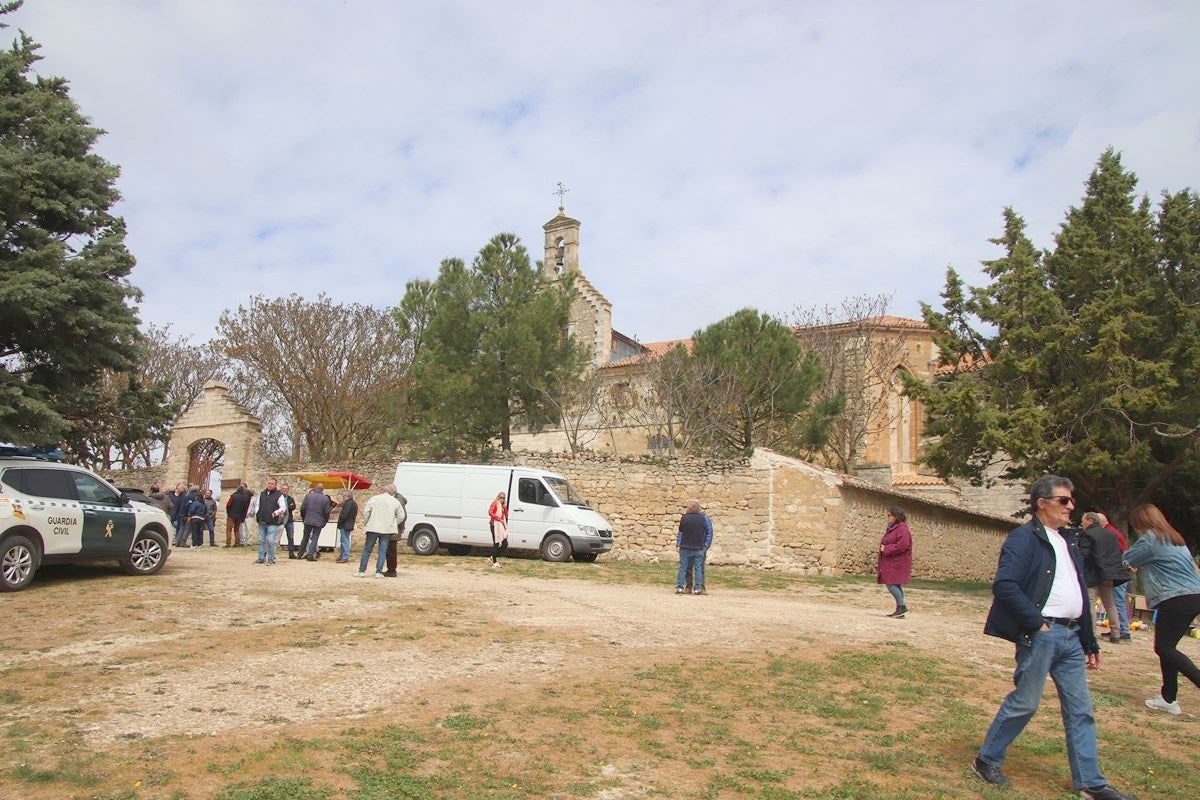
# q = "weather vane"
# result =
<box><xmin>554</xmin><ymin>181</ymin><xmax>569</xmax><ymax>213</ymax></box>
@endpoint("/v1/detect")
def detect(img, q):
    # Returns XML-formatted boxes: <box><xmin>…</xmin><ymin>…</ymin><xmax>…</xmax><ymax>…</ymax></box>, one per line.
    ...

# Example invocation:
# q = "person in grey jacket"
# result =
<box><xmin>1125</xmin><ymin>503</ymin><xmax>1200</xmax><ymax>716</ymax></box>
<box><xmin>298</xmin><ymin>483</ymin><xmax>333</xmax><ymax>561</ymax></box>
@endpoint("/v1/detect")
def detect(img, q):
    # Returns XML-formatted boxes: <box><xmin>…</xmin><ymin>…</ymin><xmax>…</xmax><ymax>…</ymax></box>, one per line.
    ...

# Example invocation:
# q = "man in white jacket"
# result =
<box><xmin>357</xmin><ymin>484</ymin><xmax>406</xmax><ymax>578</ymax></box>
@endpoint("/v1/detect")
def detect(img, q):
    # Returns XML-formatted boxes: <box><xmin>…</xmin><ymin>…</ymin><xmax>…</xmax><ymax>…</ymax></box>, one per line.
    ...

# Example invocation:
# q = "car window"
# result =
<box><xmin>1</xmin><ymin>468</ymin><xmax>27</xmax><ymax>494</ymax></box>
<box><xmin>19</xmin><ymin>468</ymin><xmax>76</xmax><ymax>500</ymax></box>
<box><xmin>71</xmin><ymin>472</ymin><xmax>122</xmax><ymax>505</ymax></box>
<box><xmin>517</xmin><ymin>477</ymin><xmax>558</xmax><ymax>507</ymax></box>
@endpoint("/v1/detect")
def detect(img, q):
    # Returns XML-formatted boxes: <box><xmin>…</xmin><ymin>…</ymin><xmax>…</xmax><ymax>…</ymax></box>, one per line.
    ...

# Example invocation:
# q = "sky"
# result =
<box><xmin>10</xmin><ymin>0</ymin><xmax>1200</xmax><ymax>347</ymax></box>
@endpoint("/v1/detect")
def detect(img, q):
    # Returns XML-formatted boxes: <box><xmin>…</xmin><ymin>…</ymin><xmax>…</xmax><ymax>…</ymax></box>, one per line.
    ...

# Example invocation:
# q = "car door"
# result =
<box><xmin>506</xmin><ymin>476</ymin><xmax>559</xmax><ymax>550</ymax></box>
<box><xmin>70</xmin><ymin>471</ymin><xmax>136</xmax><ymax>557</ymax></box>
<box><xmin>5</xmin><ymin>467</ymin><xmax>85</xmax><ymax>556</ymax></box>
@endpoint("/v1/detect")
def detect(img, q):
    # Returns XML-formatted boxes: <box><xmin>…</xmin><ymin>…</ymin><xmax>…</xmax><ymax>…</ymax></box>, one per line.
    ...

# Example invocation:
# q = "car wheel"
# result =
<box><xmin>410</xmin><ymin>527</ymin><xmax>439</xmax><ymax>556</ymax></box>
<box><xmin>122</xmin><ymin>530</ymin><xmax>168</xmax><ymax>576</ymax></box>
<box><xmin>1</xmin><ymin>534</ymin><xmax>39</xmax><ymax>591</ymax></box>
<box><xmin>541</xmin><ymin>533</ymin><xmax>572</xmax><ymax>562</ymax></box>
<box><xmin>574</xmin><ymin>552</ymin><xmax>599</xmax><ymax>563</ymax></box>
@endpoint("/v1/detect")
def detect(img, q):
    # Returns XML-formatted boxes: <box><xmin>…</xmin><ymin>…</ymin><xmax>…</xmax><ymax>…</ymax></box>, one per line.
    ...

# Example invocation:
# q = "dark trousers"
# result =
<box><xmin>300</xmin><ymin>524</ymin><xmax>322</xmax><ymax>557</ymax></box>
<box><xmin>189</xmin><ymin>518</ymin><xmax>205</xmax><ymax>547</ymax></box>
<box><xmin>386</xmin><ymin>538</ymin><xmax>398</xmax><ymax>572</ymax></box>
<box><xmin>1154</xmin><ymin>593</ymin><xmax>1200</xmax><ymax>702</ymax></box>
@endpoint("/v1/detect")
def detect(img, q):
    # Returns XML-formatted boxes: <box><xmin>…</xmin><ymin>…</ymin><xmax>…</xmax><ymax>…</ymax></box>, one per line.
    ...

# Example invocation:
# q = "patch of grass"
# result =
<box><xmin>214</xmin><ymin>776</ymin><xmax>333</xmax><ymax>800</ymax></box>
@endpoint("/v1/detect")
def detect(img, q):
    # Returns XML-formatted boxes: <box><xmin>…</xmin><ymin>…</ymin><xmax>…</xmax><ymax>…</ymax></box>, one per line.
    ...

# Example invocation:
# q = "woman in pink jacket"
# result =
<box><xmin>878</xmin><ymin>506</ymin><xmax>913</xmax><ymax>618</ymax></box>
<box><xmin>488</xmin><ymin>491</ymin><xmax>509</xmax><ymax>568</ymax></box>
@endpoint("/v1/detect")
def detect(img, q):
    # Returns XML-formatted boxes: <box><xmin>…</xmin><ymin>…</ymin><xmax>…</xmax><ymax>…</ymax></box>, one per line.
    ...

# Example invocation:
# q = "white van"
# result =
<box><xmin>392</xmin><ymin>462</ymin><xmax>614</xmax><ymax>562</ymax></box>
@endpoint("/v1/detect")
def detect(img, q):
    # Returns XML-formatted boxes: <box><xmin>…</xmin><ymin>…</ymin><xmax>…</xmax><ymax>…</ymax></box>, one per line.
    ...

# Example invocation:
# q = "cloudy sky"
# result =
<box><xmin>11</xmin><ymin>0</ymin><xmax>1200</xmax><ymax>346</ymax></box>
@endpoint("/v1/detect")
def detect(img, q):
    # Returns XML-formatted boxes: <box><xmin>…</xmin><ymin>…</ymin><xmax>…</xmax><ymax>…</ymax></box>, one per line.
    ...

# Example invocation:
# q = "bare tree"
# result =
<box><xmin>790</xmin><ymin>294</ymin><xmax>916</xmax><ymax>473</ymax></box>
<box><xmin>533</xmin><ymin>367</ymin><xmax>607</xmax><ymax>455</ymax></box>
<box><xmin>218</xmin><ymin>294</ymin><xmax>412</xmax><ymax>460</ymax></box>
<box><xmin>621</xmin><ymin>345</ymin><xmax>738</xmax><ymax>457</ymax></box>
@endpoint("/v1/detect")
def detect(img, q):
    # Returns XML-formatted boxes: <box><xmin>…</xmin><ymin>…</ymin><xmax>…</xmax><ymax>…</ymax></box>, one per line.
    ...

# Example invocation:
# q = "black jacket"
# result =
<box><xmin>256</xmin><ymin>489</ymin><xmax>284</xmax><ymax>524</ymax></box>
<box><xmin>1078</xmin><ymin>524</ymin><xmax>1132</xmax><ymax>587</ymax></box>
<box><xmin>226</xmin><ymin>488</ymin><xmax>253</xmax><ymax>519</ymax></box>
<box><xmin>337</xmin><ymin>497</ymin><xmax>358</xmax><ymax>529</ymax></box>
<box><xmin>983</xmin><ymin>517</ymin><xmax>1099</xmax><ymax>654</ymax></box>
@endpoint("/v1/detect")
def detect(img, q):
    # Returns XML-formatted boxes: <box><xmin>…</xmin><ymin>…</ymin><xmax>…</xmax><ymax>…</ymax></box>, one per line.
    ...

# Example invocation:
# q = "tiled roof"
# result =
<box><xmin>602</xmin><ymin>337</ymin><xmax>691</xmax><ymax>368</ymax></box>
<box><xmin>891</xmin><ymin>473</ymin><xmax>949</xmax><ymax>486</ymax></box>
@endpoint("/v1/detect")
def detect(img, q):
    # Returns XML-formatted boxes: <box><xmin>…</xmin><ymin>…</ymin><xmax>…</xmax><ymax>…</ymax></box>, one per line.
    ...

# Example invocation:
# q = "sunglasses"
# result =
<box><xmin>1042</xmin><ymin>495</ymin><xmax>1075</xmax><ymax>506</ymax></box>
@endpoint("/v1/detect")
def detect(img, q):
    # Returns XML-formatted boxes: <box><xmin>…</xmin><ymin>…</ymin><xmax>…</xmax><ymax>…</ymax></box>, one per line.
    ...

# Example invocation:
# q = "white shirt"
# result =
<box><xmin>1041</xmin><ymin>527</ymin><xmax>1085</xmax><ymax>619</ymax></box>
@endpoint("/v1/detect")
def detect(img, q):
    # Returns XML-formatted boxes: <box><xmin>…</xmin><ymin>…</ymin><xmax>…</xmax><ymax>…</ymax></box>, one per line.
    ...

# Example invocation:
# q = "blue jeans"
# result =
<box><xmin>284</xmin><ymin>521</ymin><xmax>296</xmax><ymax>553</ymax></box>
<box><xmin>205</xmin><ymin>517</ymin><xmax>215</xmax><ymax>545</ymax></box>
<box><xmin>979</xmin><ymin>623</ymin><xmax>1106</xmax><ymax>790</ymax></box>
<box><xmin>337</xmin><ymin>528</ymin><xmax>352</xmax><ymax>561</ymax></box>
<box><xmin>677</xmin><ymin>548</ymin><xmax>705</xmax><ymax>590</ymax></box>
<box><xmin>359</xmin><ymin>532</ymin><xmax>391</xmax><ymax>574</ymax></box>
<box><xmin>1111</xmin><ymin>582</ymin><xmax>1130</xmax><ymax>636</ymax></box>
<box><xmin>886</xmin><ymin>584</ymin><xmax>906</xmax><ymax>607</ymax></box>
<box><xmin>257</xmin><ymin>523</ymin><xmax>280</xmax><ymax>563</ymax></box>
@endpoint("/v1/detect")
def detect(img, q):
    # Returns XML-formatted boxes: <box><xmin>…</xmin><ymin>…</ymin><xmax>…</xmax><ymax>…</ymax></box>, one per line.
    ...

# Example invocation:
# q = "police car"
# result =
<box><xmin>0</xmin><ymin>449</ymin><xmax>173</xmax><ymax>591</ymax></box>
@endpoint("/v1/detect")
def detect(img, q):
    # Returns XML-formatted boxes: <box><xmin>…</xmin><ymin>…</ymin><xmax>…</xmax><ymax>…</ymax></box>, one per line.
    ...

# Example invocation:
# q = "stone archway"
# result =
<box><xmin>165</xmin><ymin>382</ymin><xmax>264</xmax><ymax>494</ymax></box>
<box><xmin>187</xmin><ymin>437</ymin><xmax>225</xmax><ymax>490</ymax></box>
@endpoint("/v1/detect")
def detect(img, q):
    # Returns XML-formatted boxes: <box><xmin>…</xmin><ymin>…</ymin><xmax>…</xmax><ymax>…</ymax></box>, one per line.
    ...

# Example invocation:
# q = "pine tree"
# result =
<box><xmin>913</xmin><ymin>150</ymin><xmax>1200</xmax><ymax>529</ymax></box>
<box><xmin>0</xmin><ymin>5</ymin><xmax>143</xmax><ymax>446</ymax></box>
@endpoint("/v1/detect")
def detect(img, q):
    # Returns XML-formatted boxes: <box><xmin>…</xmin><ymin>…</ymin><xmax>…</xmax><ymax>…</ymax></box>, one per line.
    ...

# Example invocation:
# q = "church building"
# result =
<box><xmin>515</xmin><ymin>205</ymin><xmax>944</xmax><ymax>488</ymax></box>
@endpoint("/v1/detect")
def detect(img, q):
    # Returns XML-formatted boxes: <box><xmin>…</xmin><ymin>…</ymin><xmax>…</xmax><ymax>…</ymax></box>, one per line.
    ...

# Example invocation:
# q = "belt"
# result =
<box><xmin>1043</xmin><ymin>616</ymin><xmax>1080</xmax><ymax>629</ymax></box>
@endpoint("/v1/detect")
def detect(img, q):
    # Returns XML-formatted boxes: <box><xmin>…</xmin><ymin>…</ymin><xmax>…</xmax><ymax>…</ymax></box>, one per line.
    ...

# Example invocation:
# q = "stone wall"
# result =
<box><xmin>101</xmin><ymin>450</ymin><xmax>1017</xmax><ymax>581</ymax></box>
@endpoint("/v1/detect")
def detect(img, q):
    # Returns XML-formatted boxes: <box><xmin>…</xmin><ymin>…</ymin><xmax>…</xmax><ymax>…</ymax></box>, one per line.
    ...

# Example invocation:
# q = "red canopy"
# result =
<box><xmin>293</xmin><ymin>471</ymin><xmax>373</xmax><ymax>490</ymax></box>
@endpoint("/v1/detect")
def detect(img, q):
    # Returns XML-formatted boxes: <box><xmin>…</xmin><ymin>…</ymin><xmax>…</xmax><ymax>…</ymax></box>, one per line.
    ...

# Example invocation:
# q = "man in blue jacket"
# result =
<box><xmin>675</xmin><ymin>500</ymin><xmax>709</xmax><ymax>595</ymax></box>
<box><xmin>972</xmin><ymin>475</ymin><xmax>1135</xmax><ymax>800</ymax></box>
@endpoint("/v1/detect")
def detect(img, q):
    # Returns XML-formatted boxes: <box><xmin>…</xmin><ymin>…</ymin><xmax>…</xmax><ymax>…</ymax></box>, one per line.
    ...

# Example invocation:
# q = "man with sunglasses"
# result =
<box><xmin>972</xmin><ymin>475</ymin><xmax>1136</xmax><ymax>800</ymax></box>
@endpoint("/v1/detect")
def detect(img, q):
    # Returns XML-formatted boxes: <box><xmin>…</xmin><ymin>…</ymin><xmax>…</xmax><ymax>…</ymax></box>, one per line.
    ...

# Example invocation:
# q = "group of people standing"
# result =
<box><xmin>149</xmin><ymin>483</ymin><xmax>218</xmax><ymax>548</ymax></box>
<box><xmin>967</xmin><ymin>475</ymin><xmax>1200</xmax><ymax>800</ymax></box>
<box><xmin>872</xmin><ymin>483</ymin><xmax>1199</xmax><ymax>799</ymax></box>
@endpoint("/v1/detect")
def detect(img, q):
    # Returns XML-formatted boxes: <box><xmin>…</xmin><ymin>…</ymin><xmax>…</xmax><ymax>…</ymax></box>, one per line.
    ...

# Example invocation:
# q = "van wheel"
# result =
<box><xmin>122</xmin><ymin>530</ymin><xmax>168</xmax><ymax>576</ymax></box>
<box><xmin>574</xmin><ymin>553</ymin><xmax>598</xmax><ymax>563</ymax></box>
<box><xmin>411</xmin><ymin>527</ymin><xmax>439</xmax><ymax>556</ymax></box>
<box><xmin>1</xmin><ymin>534</ymin><xmax>39</xmax><ymax>591</ymax></box>
<box><xmin>541</xmin><ymin>533</ymin><xmax>572</xmax><ymax>562</ymax></box>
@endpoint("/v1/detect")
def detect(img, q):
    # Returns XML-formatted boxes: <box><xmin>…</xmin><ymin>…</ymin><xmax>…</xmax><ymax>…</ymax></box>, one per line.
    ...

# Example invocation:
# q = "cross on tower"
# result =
<box><xmin>554</xmin><ymin>181</ymin><xmax>569</xmax><ymax>213</ymax></box>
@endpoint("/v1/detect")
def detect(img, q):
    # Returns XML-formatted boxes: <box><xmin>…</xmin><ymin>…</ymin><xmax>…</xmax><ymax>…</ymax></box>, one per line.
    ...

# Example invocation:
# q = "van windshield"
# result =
<box><xmin>545</xmin><ymin>476</ymin><xmax>590</xmax><ymax>508</ymax></box>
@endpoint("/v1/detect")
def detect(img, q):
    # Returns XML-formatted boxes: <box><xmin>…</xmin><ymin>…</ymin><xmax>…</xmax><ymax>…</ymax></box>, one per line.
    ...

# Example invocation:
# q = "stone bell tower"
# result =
<box><xmin>541</xmin><ymin>200</ymin><xmax>613</xmax><ymax>365</ymax></box>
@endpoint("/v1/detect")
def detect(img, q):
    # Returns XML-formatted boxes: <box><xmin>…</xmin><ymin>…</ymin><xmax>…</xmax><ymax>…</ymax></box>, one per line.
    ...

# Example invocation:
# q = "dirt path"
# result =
<box><xmin>5</xmin><ymin>545</ymin><xmax>1169</xmax><ymax>749</ymax></box>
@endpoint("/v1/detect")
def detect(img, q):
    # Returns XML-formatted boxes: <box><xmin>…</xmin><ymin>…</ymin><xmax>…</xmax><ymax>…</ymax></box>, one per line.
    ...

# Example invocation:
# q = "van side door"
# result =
<box><xmin>507</xmin><ymin>476</ymin><xmax>560</xmax><ymax>549</ymax></box>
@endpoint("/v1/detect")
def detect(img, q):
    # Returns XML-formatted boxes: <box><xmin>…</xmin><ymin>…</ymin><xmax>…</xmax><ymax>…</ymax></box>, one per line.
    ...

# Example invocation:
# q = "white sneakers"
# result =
<box><xmin>1145</xmin><ymin>695</ymin><xmax>1182</xmax><ymax>715</ymax></box>
<box><xmin>491</xmin><ymin>561</ymin><xmax>501</xmax><ymax>569</ymax></box>
<box><xmin>355</xmin><ymin>571</ymin><xmax>366</xmax><ymax>578</ymax></box>
<box><xmin>374</xmin><ymin>572</ymin><xmax>383</xmax><ymax>579</ymax></box>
